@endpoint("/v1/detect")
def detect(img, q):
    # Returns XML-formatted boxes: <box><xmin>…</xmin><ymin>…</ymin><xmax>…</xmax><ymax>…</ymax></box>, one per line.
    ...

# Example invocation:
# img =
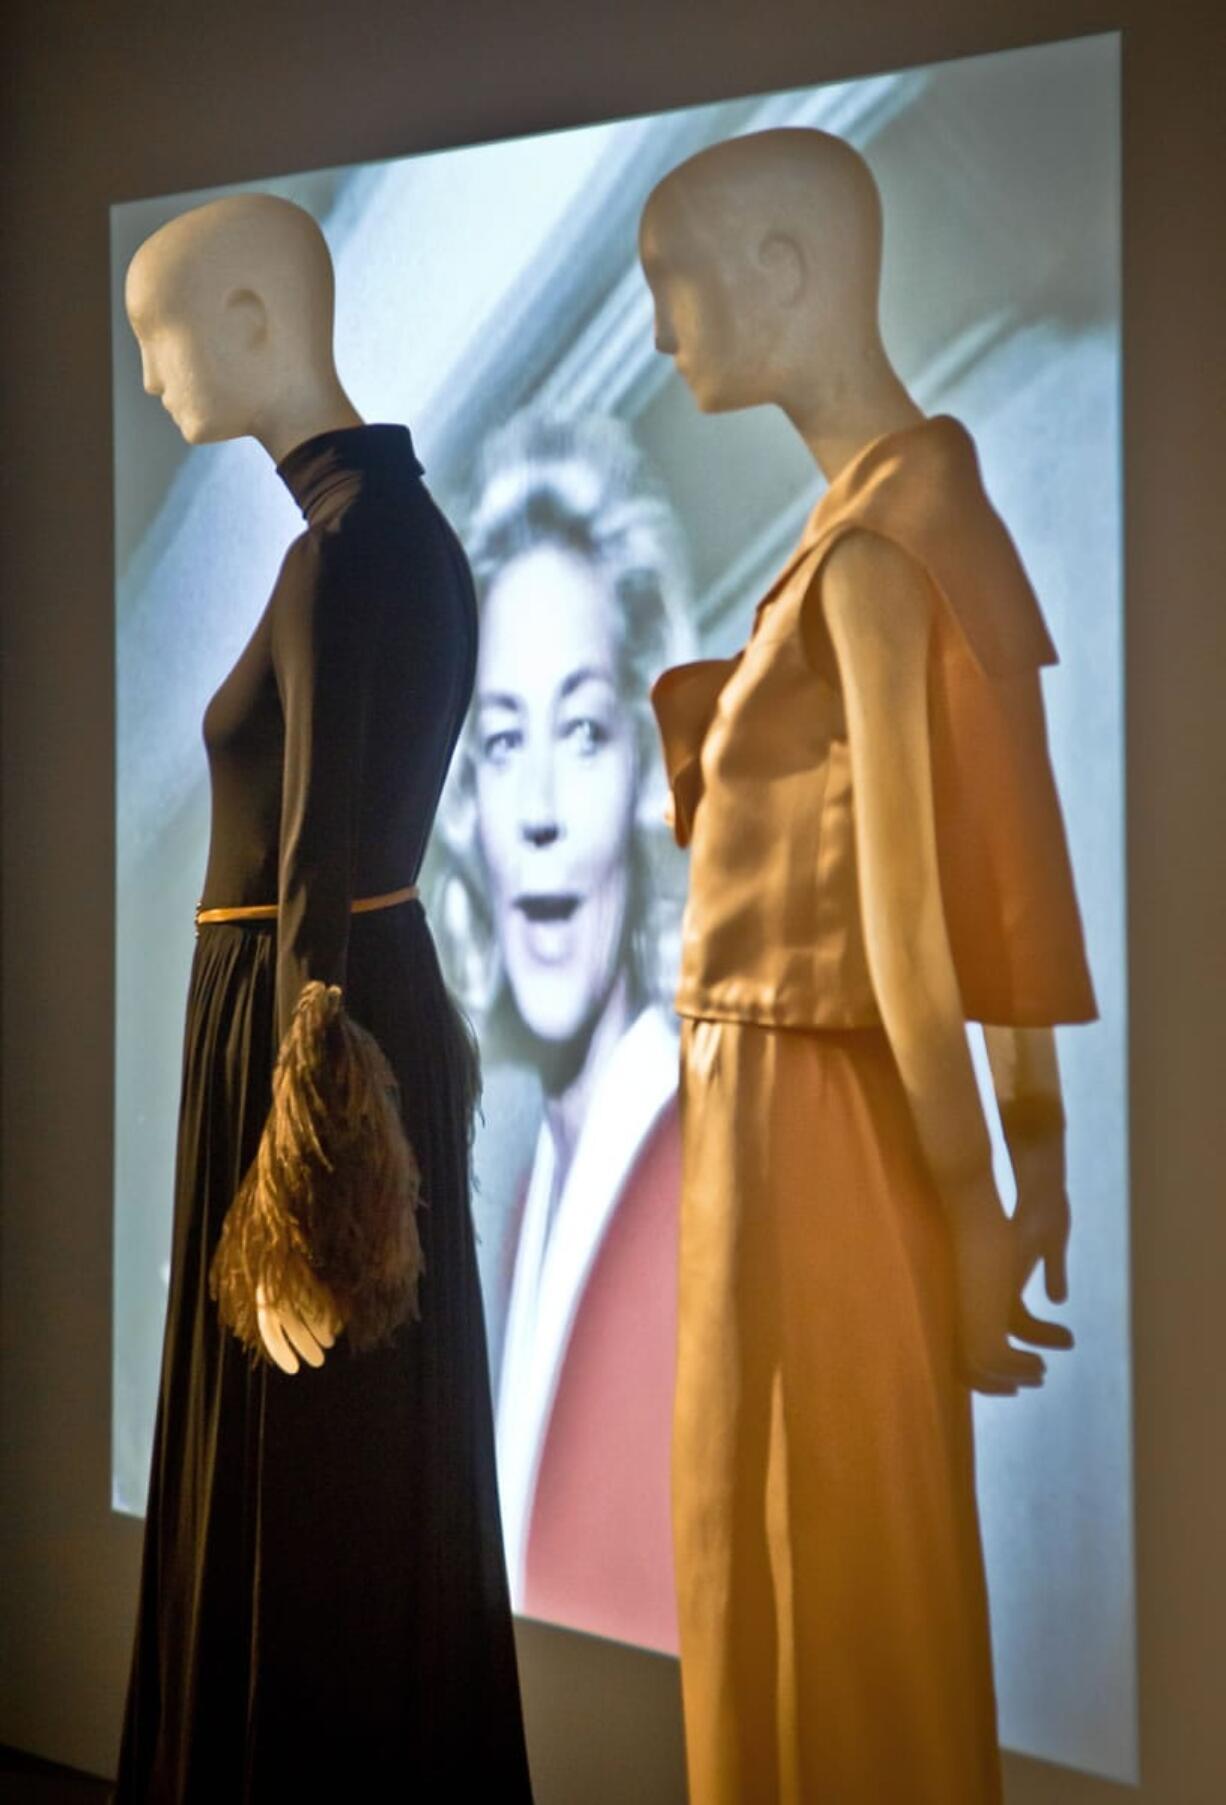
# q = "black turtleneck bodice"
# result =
<box><xmin>200</xmin><ymin>423</ymin><xmax>477</xmax><ymax>1040</ymax></box>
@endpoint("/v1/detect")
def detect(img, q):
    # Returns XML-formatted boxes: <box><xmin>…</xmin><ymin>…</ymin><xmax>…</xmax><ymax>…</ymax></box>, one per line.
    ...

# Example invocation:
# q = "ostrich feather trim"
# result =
<box><xmin>210</xmin><ymin>980</ymin><xmax>423</xmax><ymax>1360</ymax></box>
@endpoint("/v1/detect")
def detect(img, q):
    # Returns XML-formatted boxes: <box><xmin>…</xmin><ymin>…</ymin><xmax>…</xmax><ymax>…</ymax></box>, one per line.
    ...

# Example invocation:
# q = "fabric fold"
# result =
<box><xmin>650</xmin><ymin>656</ymin><xmax>741</xmax><ymax>847</ymax></box>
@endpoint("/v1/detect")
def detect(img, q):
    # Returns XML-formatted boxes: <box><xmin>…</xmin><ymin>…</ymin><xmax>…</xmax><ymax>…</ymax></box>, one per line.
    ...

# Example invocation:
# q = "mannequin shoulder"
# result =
<box><xmin>266</xmin><ymin>526</ymin><xmax>382</xmax><ymax>662</ymax></box>
<box><xmin>819</xmin><ymin>529</ymin><xmax>933</xmax><ymax>676</ymax></box>
<box><xmin>273</xmin><ymin>512</ymin><xmax>394</xmax><ymax>609</ymax></box>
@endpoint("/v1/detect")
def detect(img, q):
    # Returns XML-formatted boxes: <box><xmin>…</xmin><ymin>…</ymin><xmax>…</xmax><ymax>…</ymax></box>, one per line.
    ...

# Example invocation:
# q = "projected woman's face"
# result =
<box><xmin>475</xmin><ymin>545</ymin><xmax>637</xmax><ymax>1044</ymax></box>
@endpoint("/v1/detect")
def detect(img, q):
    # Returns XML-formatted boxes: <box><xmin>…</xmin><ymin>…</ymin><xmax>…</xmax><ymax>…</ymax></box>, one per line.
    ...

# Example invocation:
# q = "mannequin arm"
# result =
<box><xmin>822</xmin><ymin>531</ymin><xmax>1063</xmax><ymax>1393</ymax></box>
<box><xmin>272</xmin><ymin>534</ymin><xmax>379</xmax><ymax>1044</ymax></box>
<box><xmin>984</xmin><ymin>1024</ymin><xmax>1073</xmax><ymax>1344</ymax></box>
<box><xmin>257</xmin><ymin>540</ymin><xmax>369</xmax><ymax>1373</ymax></box>
<box><xmin>209</xmin><ymin>543</ymin><xmax>424</xmax><ymax>1374</ymax></box>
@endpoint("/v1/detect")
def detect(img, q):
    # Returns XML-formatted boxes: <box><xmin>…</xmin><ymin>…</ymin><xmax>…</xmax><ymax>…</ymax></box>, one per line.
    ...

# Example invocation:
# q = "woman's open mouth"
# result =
<box><xmin>513</xmin><ymin>892</ymin><xmax>582</xmax><ymax>963</ymax></box>
<box><xmin>515</xmin><ymin>893</ymin><xmax>579</xmax><ymax>923</ymax></box>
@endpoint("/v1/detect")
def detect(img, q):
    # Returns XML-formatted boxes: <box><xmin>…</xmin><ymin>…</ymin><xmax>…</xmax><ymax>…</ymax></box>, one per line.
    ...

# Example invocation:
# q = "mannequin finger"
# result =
<box><xmin>281</xmin><ymin>1308</ymin><xmax>326</xmax><ymax>1369</ymax></box>
<box><xmin>1010</xmin><ymin>1299</ymin><xmax>1073</xmax><ymax>1350</ymax></box>
<box><xmin>963</xmin><ymin>1366</ymin><xmax>1019</xmax><ymax>1397</ymax></box>
<box><xmin>992</xmin><ymin>1345</ymin><xmax>1046</xmax><ymax>1385</ymax></box>
<box><xmin>1044</xmin><ymin>1242</ymin><xmax>1069</xmax><ymax>1304</ymax></box>
<box><xmin>1012</xmin><ymin>1227</ymin><xmax>1043</xmax><ymax>1292</ymax></box>
<box><xmin>301</xmin><ymin>1292</ymin><xmax>338</xmax><ymax>1347</ymax></box>
<box><xmin>257</xmin><ymin>1302</ymin><xmax>300</xmax><ymax>1376</ymax></box>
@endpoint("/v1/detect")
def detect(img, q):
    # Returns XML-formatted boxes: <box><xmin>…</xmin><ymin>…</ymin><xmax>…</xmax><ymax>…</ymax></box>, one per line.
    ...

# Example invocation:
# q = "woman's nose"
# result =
<box><xmin>518</xmin><ymin>747</ymin><xmax>562</xmax><ymax>847</ymax></box>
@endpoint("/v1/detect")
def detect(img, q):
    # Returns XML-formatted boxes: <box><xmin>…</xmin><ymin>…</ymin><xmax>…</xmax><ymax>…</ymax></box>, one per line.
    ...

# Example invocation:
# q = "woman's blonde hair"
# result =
<box><xmin>431</xmin><ymin>409</ymin><xmax>693</xmax><ymax>1028</ymax></box>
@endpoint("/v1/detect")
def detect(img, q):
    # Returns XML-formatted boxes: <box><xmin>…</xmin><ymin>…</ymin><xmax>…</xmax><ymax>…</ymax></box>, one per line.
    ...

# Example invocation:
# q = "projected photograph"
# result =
<box><xmin>112</xmin><ymin>31</ymin><xmax>1130</xmax><ymax>1782</ymax></box>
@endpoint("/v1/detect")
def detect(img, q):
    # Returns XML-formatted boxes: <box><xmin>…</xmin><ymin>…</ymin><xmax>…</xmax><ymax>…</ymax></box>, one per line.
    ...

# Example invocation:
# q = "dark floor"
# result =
<box><xmin>0</xmin><ymin>1747</ymin><xmax>110</xmax><ymax>1804</ymax></box>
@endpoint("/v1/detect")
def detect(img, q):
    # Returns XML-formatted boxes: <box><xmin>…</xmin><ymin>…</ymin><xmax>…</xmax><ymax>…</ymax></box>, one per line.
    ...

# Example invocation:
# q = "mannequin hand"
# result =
<box><xmin>256</xmin><ymin>1280</ymin><xmax>341</xmax><ymax>1375</ymax></box>
<box><xmin>949</xmin><ymin>1205</ymin><xmax>1049</xmax><ymax>1396</ymax></box>
<box><xmin>1008</xmin><ymin>1128</ymin><xmax>1074</xmax><ymax>1351</ymax></box>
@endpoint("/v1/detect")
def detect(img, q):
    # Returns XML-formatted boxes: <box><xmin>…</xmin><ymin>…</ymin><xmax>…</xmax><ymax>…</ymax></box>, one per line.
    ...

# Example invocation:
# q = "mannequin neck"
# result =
<box><xmin>250</xmin><ymin>371</ymin><xmax>364</xmax><ymax>465</ymax></box>
<box><xmin>780</xmin><ymin>340</ymin><xmax>924</xmax><ymax>485</ymax></box>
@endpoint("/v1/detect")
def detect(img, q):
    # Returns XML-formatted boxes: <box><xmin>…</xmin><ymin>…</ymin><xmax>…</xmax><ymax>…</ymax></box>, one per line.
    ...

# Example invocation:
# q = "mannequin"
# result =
<box><xmin>125</xmin><ymin>192</ymin><xmax>361</xmax><ymax>462</ymax></box>
<box><xmin>126</xmin><ymin>195</ymin><xmax>368</xmax><ymax>1375</ymax></box>
<box><xmin>640</xmin><ymin>131</ymin><xmax>1094</xmax><ymax>1804</ymax></box>
<box><xmin>116</xmin><ymin>194</ymin><xmax>532</xmax><ymax>1801</ymax></box>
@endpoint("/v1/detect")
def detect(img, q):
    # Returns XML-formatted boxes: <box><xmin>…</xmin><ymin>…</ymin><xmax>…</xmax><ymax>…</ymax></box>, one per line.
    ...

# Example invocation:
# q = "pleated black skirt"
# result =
<box><xmin>115</xmin><ymin>901</ymin><xmax>533</xmax><ymax>1803</ymax></box>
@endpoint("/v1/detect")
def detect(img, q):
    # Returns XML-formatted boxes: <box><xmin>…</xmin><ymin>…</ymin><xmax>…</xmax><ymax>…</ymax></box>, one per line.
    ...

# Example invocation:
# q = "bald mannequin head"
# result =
<box><xmin>125</xmin><ymin>193</ymin><xmax>358</xmax><ymax>458</ymax></box>
<box><xmin>639</xmin><ymin>130</ymin><xmax>906</xmax><ymax>450</ymax></box>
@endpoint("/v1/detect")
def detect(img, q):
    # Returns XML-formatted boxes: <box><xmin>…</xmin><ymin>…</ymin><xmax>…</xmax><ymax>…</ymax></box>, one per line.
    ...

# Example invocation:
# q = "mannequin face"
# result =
<box><xmin>126</xmin><ymin>260</ymin><xmax>262</xmax><ymax>445</ymax></box>
<box><xmin>124</xmin><ymin>193</ymin><xmax>355</xmax><ymax>462</ymax></box>
<box><xmin>474</xmin><ymin>544</ymin><xmax>637</xmax><ymax>1044</ymax></box>
<box><xmin>639</xmin><ymin>187</ymin><xmax>788</xmax><ymax>413</ymax></box>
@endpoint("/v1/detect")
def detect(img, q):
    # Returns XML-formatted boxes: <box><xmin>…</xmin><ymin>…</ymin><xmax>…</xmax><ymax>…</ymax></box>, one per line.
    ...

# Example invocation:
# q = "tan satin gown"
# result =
<box><xmin>651</xmin><ymin>417</ymin><xmax>1095</xmax><ymax>1805</ymax></box>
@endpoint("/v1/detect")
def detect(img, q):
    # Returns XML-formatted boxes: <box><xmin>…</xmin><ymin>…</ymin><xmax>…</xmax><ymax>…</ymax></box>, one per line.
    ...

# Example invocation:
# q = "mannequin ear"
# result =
<box><xmin>223</xmin><ymin>287</ymin><xmax>268</xmax><ymax>349</ymax></box>
<box><xmin>758</xmin><ymin>232</ymin><xmax>805</xmax><ymax>307</ymax></box>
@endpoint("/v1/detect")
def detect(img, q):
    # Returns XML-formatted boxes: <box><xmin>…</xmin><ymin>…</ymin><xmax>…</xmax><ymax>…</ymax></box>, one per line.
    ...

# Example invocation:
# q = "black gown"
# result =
<box><xmin>115</xmin><ymin>425</ymin><xmax>533</xmax><ymax>1802</ymax></box>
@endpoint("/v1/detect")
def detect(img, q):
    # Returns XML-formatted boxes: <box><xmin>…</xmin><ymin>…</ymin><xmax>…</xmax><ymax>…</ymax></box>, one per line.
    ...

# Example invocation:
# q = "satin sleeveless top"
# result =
<box><xmin>651</xmin><ymin>416</ymin><xmax>1096</xmax><ymax>1030</ymax></box>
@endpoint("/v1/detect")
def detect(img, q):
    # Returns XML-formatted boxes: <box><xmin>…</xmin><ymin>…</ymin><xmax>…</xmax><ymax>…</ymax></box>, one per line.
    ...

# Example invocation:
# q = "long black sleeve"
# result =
<box><xmin>270</xmin><ymin>530</ymin><xmax>383</xmax><ymax>1044</ymax></box>
<box><xmin>205</xmin><ymin>424</ymin><xmax>477</xmax><ymax>1358</ymax></box>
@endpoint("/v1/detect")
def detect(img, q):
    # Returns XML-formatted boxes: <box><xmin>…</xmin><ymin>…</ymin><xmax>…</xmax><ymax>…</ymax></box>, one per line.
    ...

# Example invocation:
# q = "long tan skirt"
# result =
<box><xmin>674</xmin><ymin>1018</ymin><xmax>1002</xmax><ymax>1805</ymax></box>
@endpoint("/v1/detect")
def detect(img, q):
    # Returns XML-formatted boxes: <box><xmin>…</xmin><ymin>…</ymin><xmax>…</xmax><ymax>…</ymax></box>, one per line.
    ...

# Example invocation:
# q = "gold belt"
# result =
<box><xmin>195</xmin><ymin>883</ymin><xmax>419</xmax><ymax>927</ymax></box>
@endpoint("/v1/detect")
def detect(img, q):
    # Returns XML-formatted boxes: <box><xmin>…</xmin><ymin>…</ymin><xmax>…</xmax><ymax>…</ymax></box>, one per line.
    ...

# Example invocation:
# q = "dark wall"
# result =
<box><xmin>2</xmin><ymin>2</ymin><xmax>1223</xmax><ymax>1799</ymax></box>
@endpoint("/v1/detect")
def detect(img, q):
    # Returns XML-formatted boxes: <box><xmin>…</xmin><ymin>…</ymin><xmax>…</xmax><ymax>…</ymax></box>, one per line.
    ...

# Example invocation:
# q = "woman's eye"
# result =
<box><xmin>480</xmin><ymin>726</ymin><xmax>522</xmax><ymax>766</ymax></box>
<box><xmin>561</xmin><ymin>716</ymin><xmax>610</xmax><ymax>756</ymax></box>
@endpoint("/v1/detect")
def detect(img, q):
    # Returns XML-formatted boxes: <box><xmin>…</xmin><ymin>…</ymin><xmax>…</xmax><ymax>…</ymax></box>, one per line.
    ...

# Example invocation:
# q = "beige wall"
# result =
<box><xmin>2</xmin><ymin>2</ymin><xmax>1222</xmax><ymax>1799</ymax></box>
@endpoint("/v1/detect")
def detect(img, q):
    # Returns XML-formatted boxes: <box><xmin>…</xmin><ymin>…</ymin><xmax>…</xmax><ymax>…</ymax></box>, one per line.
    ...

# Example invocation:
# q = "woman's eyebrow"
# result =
<box><xmin>559</xmin><ymin>665</ymin><xmax>615</xmax><ymax>701</ymax></box>
<box><xmin>475</xmin><ymin>690</ymin><xmax>523</xmax><ymax>712</ymax></box>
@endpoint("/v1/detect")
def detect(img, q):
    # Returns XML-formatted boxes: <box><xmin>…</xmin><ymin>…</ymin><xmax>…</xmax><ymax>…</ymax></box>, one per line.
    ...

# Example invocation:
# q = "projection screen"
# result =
<box><xmin>111</xmin><ymin>30</ymin><xmax>1131</xmax><ymax>1783</ymax></box>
